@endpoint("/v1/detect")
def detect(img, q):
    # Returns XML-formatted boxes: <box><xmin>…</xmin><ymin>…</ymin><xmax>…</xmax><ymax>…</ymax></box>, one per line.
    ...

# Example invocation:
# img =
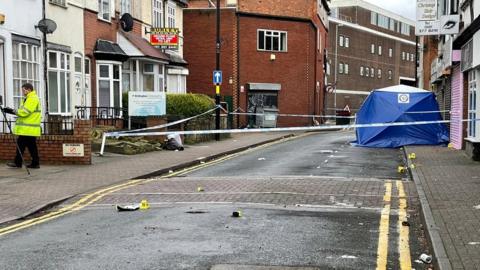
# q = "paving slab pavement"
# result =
<box><xmin>405</xmin><ymin>146</ymin><xmax>480</xmax><ymax>270</ymax></box>
<box><xmin>0</xmin><ymin>132</ymin><xmax>296</xmax><ymax>225</ymax></box>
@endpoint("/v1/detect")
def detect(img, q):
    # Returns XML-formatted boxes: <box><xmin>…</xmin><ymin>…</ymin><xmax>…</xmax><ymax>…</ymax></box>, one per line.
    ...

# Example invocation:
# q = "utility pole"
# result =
<box><xmin>215</xmin><ymin>0</ymin><xmax>221</xmax><ymax>141</ymax></box>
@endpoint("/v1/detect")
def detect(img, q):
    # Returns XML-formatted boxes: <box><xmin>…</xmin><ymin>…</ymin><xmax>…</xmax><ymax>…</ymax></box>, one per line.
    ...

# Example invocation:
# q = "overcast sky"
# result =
<box><xmin>363</xmin><ymin>0</ymin><xmax>416</xmax><ymax>21</ymax></box>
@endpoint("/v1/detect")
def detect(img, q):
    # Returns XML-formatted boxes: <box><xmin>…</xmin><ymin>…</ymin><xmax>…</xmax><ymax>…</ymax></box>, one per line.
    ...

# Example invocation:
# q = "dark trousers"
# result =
<box><xmin>14</xmin><ymin>136</ymin><xmax>39</xmax><ymax>166</ymax></box>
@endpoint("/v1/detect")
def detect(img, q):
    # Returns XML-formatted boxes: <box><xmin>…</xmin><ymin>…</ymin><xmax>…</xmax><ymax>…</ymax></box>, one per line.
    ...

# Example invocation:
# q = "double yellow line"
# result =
<box><xmin>0</xmin><ymin>134</ymin><xmax>303</xmax><ymax>237</ymax></box>
<box><xmin>376</xmin><ymin>180</ymin><xmax>412</xmax><ymax>270</ymax></box>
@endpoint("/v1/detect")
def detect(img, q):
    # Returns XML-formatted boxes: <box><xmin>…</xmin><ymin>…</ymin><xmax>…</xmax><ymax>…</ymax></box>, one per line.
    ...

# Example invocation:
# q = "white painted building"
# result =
<box><xmin>0</xmin><ymin>0</ymin><xmax>43</xmax><ymax>119</ymax></box>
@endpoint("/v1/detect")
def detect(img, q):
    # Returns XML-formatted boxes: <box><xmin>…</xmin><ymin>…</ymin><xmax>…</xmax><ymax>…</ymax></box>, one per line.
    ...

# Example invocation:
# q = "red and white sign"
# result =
<box><xmin>150</xmin><ymin>28</ymin><xmax>179</xmax><ymax>48</ymax></box>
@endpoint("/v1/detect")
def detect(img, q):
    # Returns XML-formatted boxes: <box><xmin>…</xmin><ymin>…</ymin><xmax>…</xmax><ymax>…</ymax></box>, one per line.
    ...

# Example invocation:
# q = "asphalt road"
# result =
<box><xmin>0</xmin><ymin>131</ymin><xmax>430</xmax><ymax>270</ymax></box>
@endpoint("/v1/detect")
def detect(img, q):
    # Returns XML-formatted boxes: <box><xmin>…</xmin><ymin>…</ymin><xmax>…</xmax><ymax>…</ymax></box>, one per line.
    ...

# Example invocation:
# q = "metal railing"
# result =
<box><xmin>75</xmin><ymin>106</ymin><xmax>126</xmax><ymax>127</ymax></box>
<box><xmin>0</xmin><ymin>119</ymin><xmax>74</xmax><ymax>135</ymax></box>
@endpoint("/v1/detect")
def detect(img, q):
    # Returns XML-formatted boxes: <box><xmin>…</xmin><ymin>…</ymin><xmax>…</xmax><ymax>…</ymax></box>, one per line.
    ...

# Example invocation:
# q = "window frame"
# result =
<box><xmin>339</xmin><ymin>35</ymin><xmax>344</xmax><ymax>47</ymax></box>
<box><xmin>49</xmin><ymin>0</ymin><xmax>67</xmax><ymax>8</ymax></box>
<box><xmin>388</xmin><ymin>70</ymin><xmax>393</xmax><ymax>80</ymax></box>
<box><xmin>344</xmin><ymin>63</ymin><xmax>349</xmax><ymax>75</ymax></box>
<box><xmin>120</xmin><ymin>0</ymin><xmax>132</xmax><ymax>15</ymax></box>
<box><xmin>96</xmin><ymin>61</ymin><xmax>122</xmax><ymax>113</ymax></box>
<box><xmin>371</xmin><ymin>44</ymin><xmax>375</xmax><ymax>54</ymax></box>
<box><xmin>12</xmin><ymin>42</ymin><xmax>41</xmax><ymax>109</ymax></box>
<box><xmin>338</xmin><ymin>63</ymin><xmax>344</xmax><ymax>74</ymax></box>
<box><xmin>389</xmin><ymin>48</ymin><xmax>393</xmax><ymax>58</ymax></box>
<box><xmin>47</xmin><ymin>50</ymin><xmax>71</xmax><ymax>115</ymax></box>
<box><xmin>360</xmin><ymin>66</ymin><xmax>364</xmax><ymax>76</ymax></box>
<box><xmin>345</xmin><ymin>37</ymin><xmax>350</xmax><ymax>48</ymax></box>
<box><xmin>378</xmin><ymin>45</ymin><xmax>382</xmax><ymax>56</ymax></box>
<box><xmin>98</xmin><ymin>0</ymin><xmax>111</xmax><ymax>22</ymax></box>
<box><xmin>468</xmin><ymin>69</ymin><xmax>478</xmax><ymax>139</ymax></box>
<box><xmin>167</xmin><ymin>1</ymin><xmax>176</xmax><ymax>28</ymax></box>
<box><xmin>257</xmin><ymin>29</ymin><xmax>288</xmax><ymax>52</ymax></box>
<box><xmin>152</xmin><ymin>0</ymin><xmax>164</xmax><ymax>28</ymax></box>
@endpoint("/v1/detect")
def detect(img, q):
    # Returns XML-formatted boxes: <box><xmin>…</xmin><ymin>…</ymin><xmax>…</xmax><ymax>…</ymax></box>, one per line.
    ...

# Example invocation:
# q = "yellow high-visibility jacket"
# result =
<box><xmin>14</xmin><ymin>90</ymin><xmax>42</xmax><ymax>137</ymax></box>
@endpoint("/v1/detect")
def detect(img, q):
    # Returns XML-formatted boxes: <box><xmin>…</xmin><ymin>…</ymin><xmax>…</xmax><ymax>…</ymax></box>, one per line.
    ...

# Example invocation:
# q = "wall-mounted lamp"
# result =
<box><xmin>270</xmin><ymin>54</ymin><xmax>276</xmax><ymax>61</ymax></box>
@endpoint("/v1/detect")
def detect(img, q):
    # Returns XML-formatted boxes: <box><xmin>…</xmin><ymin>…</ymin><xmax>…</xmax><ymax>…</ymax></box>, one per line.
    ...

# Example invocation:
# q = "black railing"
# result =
<box><xmin>75</xmin><ymin>106</ymin><xmax>127</xmax><ymax>127</ymax></box>
<box><xmin>0</xmin><ymin>119</ymin><xmax>74</xmax><ymax>135</ymax></box>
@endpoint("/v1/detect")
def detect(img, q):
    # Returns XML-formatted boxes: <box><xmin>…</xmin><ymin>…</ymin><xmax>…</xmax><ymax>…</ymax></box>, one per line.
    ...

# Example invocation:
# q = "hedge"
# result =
<box><xmin>166</xmin><ymin>93</ymin><xmax>215</xmax><ymax>118</ymax></box>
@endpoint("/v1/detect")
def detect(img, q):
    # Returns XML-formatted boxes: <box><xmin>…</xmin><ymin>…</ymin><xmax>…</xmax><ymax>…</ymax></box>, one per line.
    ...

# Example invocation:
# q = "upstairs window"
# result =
<box><xmin>120</xmin><ymin>0</ymin><xmax>132</xmax><ymax>15</ymax></box>
<box><xmin>345</xmin><ymin>37</ymin><xmax>350</xmax><ymax>48</ymax></box>
<box><xmin>152</xmin><ymin>0</ymin><xmax>163</xmax><ymax>28</ymax></box>
<box><xmin>401</xmin><ymin>23</ymin><xmax>410</xmax><ymax>36</ymax></box>
<box><xmin>258</xmin><ymin>29</ymin><xmax>287</xmax><ymax>52</ymax></box>
<box><xmin>378</xmin><ymin>69</ymin><xmax>382</xmax><ymax>78</ymax></box>
<box><xmin>98</xmin><ymin>0</ymin><xmax>111</xmax><ymax>21</ymax></box>
<box><xmin>389</xmin><ymin>48</ymin><xmax>393</xmax><ymax>57</ymax></box>
<box><xmin>360</xmin><ymin>66</ymin><xmax>364</xmax><ymax>76</ymax></box>
<box><xmin>49</xmin><ymin>0</ymin><xmax>66</xmax><ymax>7</ymax></box>
<box><xmin>388</xmin><ymin>70</ymin><xmax>393</xmax><ymax>80</ymax></box>
<box><xmin>371</xmin><ymin>44</ymin><xmax>375</xmax><ymax>54</ymax></box>
<box><xmin>378</xmin><ymin>45</ymin><xmax>382</xmax><ymax>55</ymax></box>
<box><xmin>344</xmin><ymin>63</ymin><xmax>349</xmax><ymax>74</ymax></box>
<box><xmin>339</xmin><ymin>35</ymin><xmax>344</xmax><ymax>47</ymax></box>
<box><xmin>167</xmin><ymin>2</ymin><xmax>176</xmax><ymax>28</ymax></box>
<box><xmin>339</xmin><ymin>63</ymin><xmax>344</xmax><ymax>74</ymax></box>
<box><xmin>371</xmin><ymin>12</ymin><xmax>377</xmax><ymax>25</ymax></box>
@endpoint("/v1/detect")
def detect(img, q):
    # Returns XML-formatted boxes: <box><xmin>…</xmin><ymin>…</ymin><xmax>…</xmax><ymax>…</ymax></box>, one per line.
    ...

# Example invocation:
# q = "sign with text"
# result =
<box><xmin>150</xmin><ymin>28</ymin><xmax>179</xmax><ymax>49</ymax></box>
<box><xmin>416</xmin><ymin>0</ymin><xmax>437</xmax><ymax>21</ymax></box>
<box><xmin>128</xmin><ymin>91</ymin><xmax>166</xmax><ymax>116</ymax></box>
<box><xmin>416</xmin><ymin>15</ymin><xmax>460</xmax><ymax>35</ymax></box>
<box><xmin>63</xmin><ymin>144</ymin><xmax>84</xmax><ymax>157</ymax></box>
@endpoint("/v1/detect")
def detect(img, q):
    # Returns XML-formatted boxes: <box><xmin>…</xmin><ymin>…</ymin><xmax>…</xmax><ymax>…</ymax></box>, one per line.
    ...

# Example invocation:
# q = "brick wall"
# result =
<box><xmin>0</xmin><ymin>120</ymin><xmax>92</xmax><ymax>165</ymax></box>
<box><xmin>184</xmin><ymin>9</ymin><xmax>236</xmax><ymax>98</ymax></box>
<box><xmin>84</xmin><ymin>9</ymin><xmax>120</xmax><ymax>108</ymax></box>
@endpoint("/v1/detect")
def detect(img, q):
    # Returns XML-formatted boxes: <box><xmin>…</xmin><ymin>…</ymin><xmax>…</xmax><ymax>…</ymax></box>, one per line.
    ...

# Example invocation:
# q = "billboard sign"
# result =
<box><xmin>128</xmin><ymin>91</ymin><xmax>166</xmax><ymax>116</ymax></box>
<box><xmin>150</xmin><ymin>28</ymin><xmax>179</xmax><ymax>49</ymax></box>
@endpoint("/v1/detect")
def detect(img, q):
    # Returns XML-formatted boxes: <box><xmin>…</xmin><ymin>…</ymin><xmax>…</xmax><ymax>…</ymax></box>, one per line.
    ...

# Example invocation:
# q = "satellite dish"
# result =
<box><xmin>36</xmin><ymin>19</ymin><xmax>57</xmax><ymax>34</ymax></box>
<box><xmin>120</xmin><ymin>13</ymin><xmax>134</xmax><ymax>32</ymax></box>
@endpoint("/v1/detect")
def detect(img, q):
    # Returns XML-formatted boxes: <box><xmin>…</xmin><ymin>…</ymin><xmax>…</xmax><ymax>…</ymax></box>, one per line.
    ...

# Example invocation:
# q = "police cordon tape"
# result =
<box><xmin>228</xmin><ymin>112</ymin><xmax>356</xmax><ymax>119</ymax></box>
<box><xmin>99</xmin><ymin>116</ymin><xmax>480</xmax><ymax>156</ymax></box>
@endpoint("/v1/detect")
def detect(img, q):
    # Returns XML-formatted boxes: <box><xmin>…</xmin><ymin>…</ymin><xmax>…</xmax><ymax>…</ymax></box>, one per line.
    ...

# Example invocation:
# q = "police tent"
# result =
<box><xmin>353</xmin><ymin>85</ymin><xmax>449</xmax><ymax>148</ymax></box>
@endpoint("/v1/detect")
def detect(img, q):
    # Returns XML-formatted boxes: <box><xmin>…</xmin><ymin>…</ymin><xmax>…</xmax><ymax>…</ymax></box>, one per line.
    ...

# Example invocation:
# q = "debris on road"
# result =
<box><xmin>468</xmin><ymin>242</ymin><xmax>480</xmax><ymax>245</ymax></box>
<box><xmin>474</xmin><ymin>205</ymin><xmax>480</xmax><ymax>209</ymax></box>
<box><xmin>419</xmin><ymin>253</ymin><xmax>432</xmax><ymax>264</ymax></box>
<box><xmin>408</xmin><ymin>153</ymin><xmax>416</xmax><ymax>159</ymax></box>
<box><xmin>340</xmin><ymin>255</ymin><xmax>357</xmax><ymax>259</ymax></box>
<box><xmin>232</xmin><ymin>210</ymin><xmax>242</xmax><ymax>218</ymax></box>
<box><xmin>116</xmin><ymin>204</ymin><xmax>140</xmax><ymax>211</ymax></box>
<box><xmin>258</xmin><ymin>157</ymin><xmax>266</xmax><ymax>160</ymax></box>
<box><xmin>402</xmin><ymin>220</ymin><xmax>410</xmax><ymax>226</ymax></box>
<box><xmin>398</xmin><ymin>166</ymin><xmax>406</xmax><ymax>173</ymax></box>
<box><xmin>197</xmin><ymin>186</ymin><xmax>204</xmax><ymax>192</ymax></box>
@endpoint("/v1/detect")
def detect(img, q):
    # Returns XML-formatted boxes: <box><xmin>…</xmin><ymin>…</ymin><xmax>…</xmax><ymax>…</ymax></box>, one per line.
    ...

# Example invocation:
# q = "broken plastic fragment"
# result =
<box><xmin>116</xmin><ymin>204</ymin><xmax>140</xmax><ymax>211</ymax></box>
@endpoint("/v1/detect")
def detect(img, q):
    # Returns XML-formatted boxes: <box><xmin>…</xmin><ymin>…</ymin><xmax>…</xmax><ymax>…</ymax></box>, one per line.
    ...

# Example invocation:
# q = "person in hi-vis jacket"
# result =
<box><xmin>4</xmin><ymin>83</ymin><xmax>42</xmax><ymax>169</ymax></box>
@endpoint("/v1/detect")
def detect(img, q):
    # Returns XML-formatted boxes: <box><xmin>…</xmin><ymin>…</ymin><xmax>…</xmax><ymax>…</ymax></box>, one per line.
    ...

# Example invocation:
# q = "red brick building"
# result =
<box><xmin>184</xmin><ymin>0</ymin><xmax>330</xmax><ymax>127</ymax></box>
<box><xmin>326</xmin><ymin>0</ymin><xmax>416</xmax><ymax>113</ymax></box>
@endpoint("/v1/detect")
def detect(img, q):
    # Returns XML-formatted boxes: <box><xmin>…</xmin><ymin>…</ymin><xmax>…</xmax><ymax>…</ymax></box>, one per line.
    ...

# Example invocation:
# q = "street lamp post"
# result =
<box><xmin>333</xmin><ymin>23</ymin><xmax>343</xmax><ymax>111</ymax></box>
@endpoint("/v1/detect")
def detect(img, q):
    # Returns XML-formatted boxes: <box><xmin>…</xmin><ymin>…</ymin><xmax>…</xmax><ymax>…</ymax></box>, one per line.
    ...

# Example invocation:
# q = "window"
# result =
<box><xmin>371</xmin><ymin>12</ymin><xmax>377</xmax><ymax>25</ymax></box>
<box><xmin>378</xmin><ymin>69</ymin><xmax>382</xmax><ymax>78</ymax></box>
<box><xmin>389</xmin><ymin>48</ymin><xmax>393</xmax><ymax>57</ymax></box>
<box><xmin>378</xmin><ymin>14</ymin><xmax>389</xmax><ymax>29</ymax></box>
<box><xmin>468</xmin><ymin>70</ymin><xmax>478</xmax><ymax>138</ymax></box>
<box><xmin>97</xmin><ymin>62</ymin><xmax>122</xmax><ymax>112</ymax></box>
<box><xmin>365</xmin><ymin>67</ymin><xmax>370</xmax><ymax>77</ymax></box>
<box><xmin>402</xmin><ymin>51</ymin><xmax>406</xmax><ymax>60</ymax></box>
<box><xmin>258</xmin><ymin>29</ymin><xmax>287</xmax><ymax>52</ymax></box>
<box><xmin>167</xmin><ymin>2</ymin><xmax>175</xmax><ymax>28</ymax></box>
<box><xmin>360</xmin><ymin>66</ymin><xmax>364</xmax><ymax>76</ymax></box>
<box><xmin>345</xmin><ymin>37</ymin><xmax>350</xmax><ymax>48</ymax></box>
<box><xmin>152</xmin><ymin>0</ymin><xmax>163</xmax><ymax>28</ymax></box>
<box><xmin>401</xmin><ymin>23</ymin><xmax>410</xmax><ymax>35</ymax></box>
<box><xmin>378</xmin><ymin>45</ymin><xmax>382</xmax><ymax>55</ymax></box>
<box><xmin>370</xmin><ymin>68</ymin><xmax>375</xmax><ymax>78</ymax></box>
<box><xmin>12</xmin><ymin>42</ymin><xmax>41</xmax><ymax>109</ymax></box>
<box><xmin>74</xmin><ymin>55</ymin><xmax>82</xmax><ymax>73</ymax></box>
<box><xmin>49</xmin><ymin>0</ymin><xmax>66</xmax><ymax>7</ymax></box>
<box><xmin>120</xmin><ymin>0</ymin><xmax>131</xmax><ymax>15</ymax></box>
<box><xmin>388</xmin><ymin>70</ymin><xmax>393</xmax><ymax>80</ymax></box>
<box><xmin>48</xmin><ymin>51</ymin><xmax>71</xmax><ymax>114</ymax></box>
<box><xmin>371</xmin><ymin>44</ymin><xmax>375</xmax><ymax>54</ymax></box>
<box><xmin>143</xmin><ymin>63</ymin><xmax>154</xmax><ymax>92</ymax></box>
<box><xmin>339</xmin><ymin>63</ymin><xmax>344</xmax><ymax>74</ymax></box>
<box><xmin>410</xmin><ymin>53</ymin><xmax>415</xmax><ymax>62</ymax></box>
<box><xmin>389</xmin><ymin>19</ymin><xmax>395</xmax><ymax>31</ymax></box>
<box><xmin>339</xmin><ymin>35</ymin><xmax>344</xmax><ymax>47</ymax></box>
<box><xmin>344</xmin><ymin>63</ymin><xmax>349</xmax><ymax>75</ymax></box>
<box><xmin>98</xmin><ymin>0</ymin><xmax>111</xmax><ymax>21</ymax></box>
<box><xmin>122</xmin><ymin>61</ymin><xmax>137</xmax><ymax>92</ymax></box>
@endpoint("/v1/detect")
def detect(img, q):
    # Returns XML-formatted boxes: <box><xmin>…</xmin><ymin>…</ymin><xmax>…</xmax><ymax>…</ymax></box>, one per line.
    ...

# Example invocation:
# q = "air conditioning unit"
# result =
<box><xmin>226</xmin><ymin>0</ymin><xmax>237</xmax><ymax>7</ymax></box>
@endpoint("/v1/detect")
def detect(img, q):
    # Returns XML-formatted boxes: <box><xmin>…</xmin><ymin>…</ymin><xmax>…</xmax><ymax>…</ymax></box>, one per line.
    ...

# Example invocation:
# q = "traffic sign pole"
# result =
<box><xmin>215</xmin><ymin>0</ymin><xmax>221</xmax><ymax>141</ymax></box>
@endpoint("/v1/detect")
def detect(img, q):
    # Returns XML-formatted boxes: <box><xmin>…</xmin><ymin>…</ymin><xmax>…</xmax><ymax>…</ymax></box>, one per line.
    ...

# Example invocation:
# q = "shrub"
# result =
<box><xmin>166</xmin><ymin>93</ymin><xmax>215</xmax><ymax>118</ymax></box>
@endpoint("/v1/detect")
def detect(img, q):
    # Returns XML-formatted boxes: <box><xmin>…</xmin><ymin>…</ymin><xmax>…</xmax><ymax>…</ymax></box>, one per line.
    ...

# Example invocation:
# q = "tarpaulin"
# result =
<box><xmin>353</xmin><ymin>85</ymin><xmax>449</xmax><ymax>148</ymax></box>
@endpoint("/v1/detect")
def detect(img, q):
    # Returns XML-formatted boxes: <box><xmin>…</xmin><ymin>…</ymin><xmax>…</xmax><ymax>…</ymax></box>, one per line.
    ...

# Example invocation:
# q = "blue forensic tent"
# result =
<box><xmin>354</xmin><ymin>85</ymin><xmax>449</xmax><ymax>148</ymax></box>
